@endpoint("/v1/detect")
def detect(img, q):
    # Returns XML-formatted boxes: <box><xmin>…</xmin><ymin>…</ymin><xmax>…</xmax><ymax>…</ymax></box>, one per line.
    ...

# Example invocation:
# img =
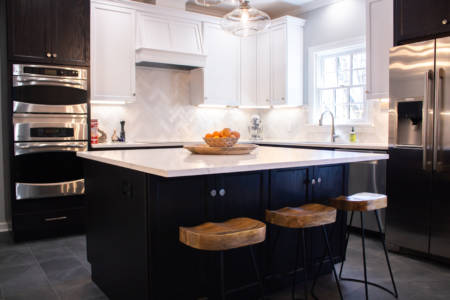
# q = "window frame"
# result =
<box><xmin>308</xmin><ymin>37</ymin><xmax>368</xmax><ymax>125</ymax></box>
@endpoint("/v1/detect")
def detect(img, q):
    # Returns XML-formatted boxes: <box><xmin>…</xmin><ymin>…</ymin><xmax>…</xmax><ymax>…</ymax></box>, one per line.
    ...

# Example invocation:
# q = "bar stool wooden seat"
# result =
<box><xmin>179</xmin><ymin>217</ymin><xmax>266</xmax><ymax>300</ymax></box>
<box><xmin>266</xmin><ymin>203</ymin><xmax>343</xmax><ymax>300</ymax></box>
<box><xmin>329</xmin><ymin>193</ymin><xmax>398</xmax><ymax>300</ymax></box>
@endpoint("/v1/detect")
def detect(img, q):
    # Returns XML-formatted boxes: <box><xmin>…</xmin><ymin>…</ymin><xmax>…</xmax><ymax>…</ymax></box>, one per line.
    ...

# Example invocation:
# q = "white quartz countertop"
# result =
<box><xmin>78</xmin><ymin>146</ymin><xmax>388</xmax><ymax>178</ymax></box>
<box><xmin>91</xmin><ymin>139</ymin><xmax>388</xmax><ymax>150</ymax></box>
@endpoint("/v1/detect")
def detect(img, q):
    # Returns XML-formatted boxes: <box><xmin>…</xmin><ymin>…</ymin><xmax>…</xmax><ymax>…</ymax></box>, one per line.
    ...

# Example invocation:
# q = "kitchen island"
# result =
<box><xmin>78</xmin><ymin>147</ymin><xmax>388</xmax><ymax>300</ymax></box>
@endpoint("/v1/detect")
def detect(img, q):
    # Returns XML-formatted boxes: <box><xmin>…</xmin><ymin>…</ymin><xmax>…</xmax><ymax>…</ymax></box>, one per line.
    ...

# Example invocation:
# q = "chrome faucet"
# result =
<box><xmin>319</xmin><ymin>110</ymin><xmax>339</xmax><ymax>143</ymax></box>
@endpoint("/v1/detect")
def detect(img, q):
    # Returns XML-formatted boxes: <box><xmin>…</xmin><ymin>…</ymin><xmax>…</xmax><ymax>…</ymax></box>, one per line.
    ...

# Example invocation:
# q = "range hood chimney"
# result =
<box><xmin>135</xmin><ymin>0</ymin><xmax>206</xmax><ymax>70</ymax></box>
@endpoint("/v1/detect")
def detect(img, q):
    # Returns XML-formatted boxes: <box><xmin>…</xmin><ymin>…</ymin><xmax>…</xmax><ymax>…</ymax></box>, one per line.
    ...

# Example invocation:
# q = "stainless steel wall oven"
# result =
<box><xmin>11</xmin><ymin>64</ymin><xmax>88</xmax><ymax>241</ymax></box>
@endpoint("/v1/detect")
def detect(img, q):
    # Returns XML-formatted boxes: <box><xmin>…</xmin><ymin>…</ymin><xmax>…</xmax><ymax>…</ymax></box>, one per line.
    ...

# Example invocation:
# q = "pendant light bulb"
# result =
<box><xmin>194</xmin><ymin>0</ymin><xmax>223</xmax><ymax>7</ymax></box>
<box><xmin>221</xmin><ymin>0</ymin><xmax>271</xmax><ymax>37</ymax></box>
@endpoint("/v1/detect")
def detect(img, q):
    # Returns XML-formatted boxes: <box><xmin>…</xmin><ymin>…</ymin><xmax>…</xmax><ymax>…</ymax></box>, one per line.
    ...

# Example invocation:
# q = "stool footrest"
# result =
<box><xmin>339</xmin><ymin>276</ymin><xmax>398</xmax><ymax>298</ymax></box>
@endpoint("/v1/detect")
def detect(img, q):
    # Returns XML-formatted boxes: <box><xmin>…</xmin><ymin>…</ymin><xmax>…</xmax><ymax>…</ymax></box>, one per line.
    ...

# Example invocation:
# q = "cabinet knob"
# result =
<box><xmin>52</xmin><ymin>53</ymin><xmax>57</xmax><ymax>58</ymax></box>
<box><xmin>266</xmin><ymin>99</ymin><xmax>270</xmax><ymax>103</ymax></box>
<box><xmin>210</xmin><ymin>189</ymin><xmax>217</xmax><ymax>197</ymax></box>
<box><xmin>443</xmin><ymin>19</ymin><xmax>448</xmax><ymax>25</ymax></box>
<box><xmin>46</xmin><ymin>52</ymin><xmax>52</xmax><ymax>58</ymax></box>
<box><xmin>133</xmin><ymin>93</ymin><xmax>136</xmax><ymax>96</ymax></box>
<box><xmin>281</xmin><ymin>97</ymin><xmax>285</xmax><ymax>101</ymax></box>
<box><xmin>317</xmin><ymin>177</ymin><xmax>322</xmax><ymax>184</ymax></box>
<box><xmin>311</xmin><ymin>179</ymin><xmax>316</xmax><ymax>185</ymax></box>
<box><xmin>219</xmin><ymin>188</ymin><xmax>226</xmax><ymax>197</ymax></box>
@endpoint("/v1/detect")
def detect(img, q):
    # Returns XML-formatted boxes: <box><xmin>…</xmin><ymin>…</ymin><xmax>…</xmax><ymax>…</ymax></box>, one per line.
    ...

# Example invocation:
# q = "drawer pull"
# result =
<box><xmin>210</xmin><ymin>189</ymin><xmax>217</xmax><ymax>197</ymax></box>
<box><xmin>44</xmin><ymin>216</ymin><xmax>68</xmax><ymax>222</ymax></box>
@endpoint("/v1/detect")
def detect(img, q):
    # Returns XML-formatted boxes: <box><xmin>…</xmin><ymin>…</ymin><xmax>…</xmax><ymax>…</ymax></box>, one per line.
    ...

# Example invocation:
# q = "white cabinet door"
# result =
<box><xmin>202</xmin><ymin>22</ymin><xmax>240</xmax><ymax>106</ymax></box>
<box><xmin>270</xmin><ymin>24</ymin><xmax>287</xmax><ymax>105</ymax></box>
<box><xmin>240</xmin><ymin>35</ymin><xmax>257</xmax><ymax>106</ymax></box>
<box><xmin>257</xmin><ymin>31</ymin><xmax>271</xmax><ymax>106</ymax></box>
<box><xmin>366</xmin><ymin>0</ymin><xmax>393</xmax><ymax>99</ymax></box>
<box><xmin>91</xmin><ymin>3</ymin><xmax>136</xmax><ymax>103</ymax></box>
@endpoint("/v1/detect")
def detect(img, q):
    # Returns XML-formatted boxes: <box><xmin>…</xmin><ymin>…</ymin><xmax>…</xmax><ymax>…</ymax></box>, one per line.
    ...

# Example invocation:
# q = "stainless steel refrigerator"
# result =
<box><xmin>387</xmin><ymin>37</ymin><xmax>450</xmax><ymax>260</ymax></box>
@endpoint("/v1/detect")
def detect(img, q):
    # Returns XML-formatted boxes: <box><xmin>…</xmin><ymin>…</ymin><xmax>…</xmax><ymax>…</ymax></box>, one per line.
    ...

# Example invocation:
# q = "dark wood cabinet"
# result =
<box><xmin>7</xmin><ymin>0</ymin><xmax>90</xmax><ymax>66</ymax></box>
<box><xmin>394</xmin><ymin>0</ymin><xmax>450</xmax><ymax>45</ymax></box>
<box><xmin>7</xmin><ymin>0</ymin><xmax>52</xmax><ymax>64</ymax></box>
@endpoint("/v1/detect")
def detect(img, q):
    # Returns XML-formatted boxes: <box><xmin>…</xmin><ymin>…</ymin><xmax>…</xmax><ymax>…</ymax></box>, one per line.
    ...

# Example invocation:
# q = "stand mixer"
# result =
<box><xmin>248</xmin><ymin>114</ymin><xmax>263</xmax><ymax>140</ymax></box>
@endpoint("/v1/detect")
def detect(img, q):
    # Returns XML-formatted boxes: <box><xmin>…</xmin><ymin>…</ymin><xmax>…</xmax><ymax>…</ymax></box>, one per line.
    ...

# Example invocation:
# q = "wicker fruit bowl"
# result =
<box><xmin>204</xmin><ymin>136</ymin><xmax>239</xmax><ymax>148</ymax></box>
<box><xmin>203</xmin><ymin>128</ymin><xmax>241</xmax><ymax>148</ymax></box>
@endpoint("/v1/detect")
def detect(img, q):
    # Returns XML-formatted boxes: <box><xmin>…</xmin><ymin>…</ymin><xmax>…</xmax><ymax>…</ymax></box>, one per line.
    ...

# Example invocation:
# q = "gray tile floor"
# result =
<box><xmin>0</xmin><ymin>232</ymin><xmax>449</xmax><ymax>299</ymax></box>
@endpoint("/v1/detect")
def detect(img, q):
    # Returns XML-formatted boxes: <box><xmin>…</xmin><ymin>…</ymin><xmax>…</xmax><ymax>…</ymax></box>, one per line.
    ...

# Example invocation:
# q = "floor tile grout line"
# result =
<box><xmin>28</xmin><ymin>245</ymin><xmax>63</xmax><ymax>300</ymax></box>
<box><xmin>64</xmin><ymin>242</ymin><xmax>91</xmax><ymax>273</ymax></box>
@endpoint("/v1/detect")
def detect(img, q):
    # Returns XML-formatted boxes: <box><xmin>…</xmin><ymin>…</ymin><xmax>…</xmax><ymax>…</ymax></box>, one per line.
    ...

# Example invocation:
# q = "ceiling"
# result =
<box><xmin>185</xmin><ymin>0</ymin><xmax>334</xmax><ymax>18</ymax></box>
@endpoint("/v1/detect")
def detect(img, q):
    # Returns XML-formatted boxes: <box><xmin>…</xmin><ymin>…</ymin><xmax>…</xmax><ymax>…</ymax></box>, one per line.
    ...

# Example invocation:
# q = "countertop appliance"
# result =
<box><xmin>10</xmin><ymin>64</ymin><xmax>88</xmax><ymax>241</ymax></box>
<box><xmin>387</xmin><ymin>38</ymin><xmax>450</xmax><ymax>261</ymax></box>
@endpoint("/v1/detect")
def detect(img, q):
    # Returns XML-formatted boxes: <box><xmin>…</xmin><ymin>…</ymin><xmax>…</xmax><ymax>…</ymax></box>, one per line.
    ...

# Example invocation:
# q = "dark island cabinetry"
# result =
<box><xmin>84</xmin><ymin>161</ymin><xmax>349</xmax><ymax>300</ymax></box>
<box><xmin>7</xmin><ymin>0</ymin><xmax>90</xmax><ymax>66</ymax></box>
<box><xmin>394</xmin><ymin>0</ymin><xmax>450</xmax><ymax>45</ymax></box>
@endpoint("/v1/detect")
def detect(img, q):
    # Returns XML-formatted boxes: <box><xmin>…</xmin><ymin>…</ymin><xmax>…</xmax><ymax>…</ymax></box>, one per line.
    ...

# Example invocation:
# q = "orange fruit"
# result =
<box><xmin>212</xmin><ymin>131</ymin><xmax>221</xmax><ymax>137</ymax></box>
<box><xmin>205</xmin><ymin>133</ymin><xmax>213</xmax><ymax>138</ymax></box>
<box><xmin>230</xmin><ymin>134</ymin><xmax>236</xmax><ymax>138</ymax></box>
<box><xmin>222</xmin><ymin>128</ymin><xmax>232</xmax><ymax>137</ymax></box>
<box><xmin>231</xmin><ymin>131</ymin><xmax>240</xmax><ymax>138</ymax></box>
<box><xmin>213</xmin><ymin>136</ymin><xmax>219</xmax><ymax>139</ymax></box>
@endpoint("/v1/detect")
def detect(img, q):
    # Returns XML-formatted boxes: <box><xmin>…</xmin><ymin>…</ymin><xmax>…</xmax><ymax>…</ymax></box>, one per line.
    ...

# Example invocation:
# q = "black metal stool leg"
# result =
<box><xmin>292</xmin><ymin>229</ymin><xmax>308</xmax><ymax>300</ymax></box>
<box><xmin>301</xmin><ymin>229</ymin><xmax>308</xmax><ymax>300</ymax></box>
<box><xmin>339</xmin><ymin>211</ymin><xmax>354</xmax><ymax>278</ymax></box>
<box><xmin>249</xmin><ymin>245</ymin><xmax>265</xmax><ymax>300</ymax></box>
<box><xmin>375</xmin><ymin>210</ymin><xmax>398</xmax><ymax>298</ymax></box>
<box><xmin>361</xmin><ymin>212</ymin><xmax>369</xmax><ymax>300</ymax></box>
<box><xmin>322</xmin><ymin>226</ymin><xmax>344</xmax><ymax>300</ymax></box>
<box><xmin>219</xmin><ymin>251</ymin><xmax>226</xmax><ymax>300</ymax></box>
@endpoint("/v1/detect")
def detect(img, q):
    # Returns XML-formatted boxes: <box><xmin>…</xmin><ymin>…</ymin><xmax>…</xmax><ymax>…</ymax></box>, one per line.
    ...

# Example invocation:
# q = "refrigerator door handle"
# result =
<box><xmin>423</xmin><ymin>70</ymin><xmax>434</xmax><ymax>171</ymax></box>
<box><xmin>433</xmin><ymin>68</ymin><xmax>444</xmax><ymax>172</ymax></box>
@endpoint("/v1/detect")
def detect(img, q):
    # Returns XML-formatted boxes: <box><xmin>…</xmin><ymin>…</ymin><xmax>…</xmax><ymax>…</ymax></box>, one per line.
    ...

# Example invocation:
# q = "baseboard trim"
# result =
<box><xmin>0</xmin><ymin>222</ymin><xmax>10</xmax><ymax>232</ymax></box>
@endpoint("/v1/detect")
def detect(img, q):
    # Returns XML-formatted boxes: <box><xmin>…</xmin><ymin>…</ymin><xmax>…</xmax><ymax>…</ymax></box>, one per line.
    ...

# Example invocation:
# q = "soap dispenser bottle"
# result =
<box><xmin>349</xmin><ymin>127</ymin><xmax>356</xmax><ymax>142</ymax></box>
<box><xmin>119</xmin><ymin>121</ymin><xmax>126</xmax><ymax>142</ymax></box>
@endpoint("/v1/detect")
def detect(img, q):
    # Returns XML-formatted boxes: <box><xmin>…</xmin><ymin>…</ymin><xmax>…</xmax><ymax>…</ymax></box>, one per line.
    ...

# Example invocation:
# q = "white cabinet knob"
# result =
<box><xmin>219</xmin><ymin>188</ymin><xmax>226</xmax><ymax>197</ymax></box>
<box><xmin>317</xmin><ymin>177</ymin><xmax>322</xmax><ymax>184</ymax></box>
<box><xmin>210</xmin><ymin>189</ymin><xmax>217</xmax><ymax>197</ymax></box>
<box><xmin>311</xmin><ymin>179</ymin><xmax>316</xmax><ymax>185</ymax></box>
<box><xmin>443</xmin><ymin>19</ymin><xmax>448</xmax><ymax>25</ymax></box>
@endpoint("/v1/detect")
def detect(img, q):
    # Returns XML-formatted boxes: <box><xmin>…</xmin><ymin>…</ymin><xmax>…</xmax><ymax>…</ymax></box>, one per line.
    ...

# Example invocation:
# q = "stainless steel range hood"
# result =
<box><xmin>135</xmin><ymin>0</ymin><xmax>206</xmax><ymax>70</ymax></box>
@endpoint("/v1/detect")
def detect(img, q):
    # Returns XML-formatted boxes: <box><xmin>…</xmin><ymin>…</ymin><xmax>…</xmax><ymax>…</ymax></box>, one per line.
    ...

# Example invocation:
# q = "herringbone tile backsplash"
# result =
<box><xmin>91</xmin><ymin>66</ymin><xmax>388</xmax><ymax>144</ymax></box>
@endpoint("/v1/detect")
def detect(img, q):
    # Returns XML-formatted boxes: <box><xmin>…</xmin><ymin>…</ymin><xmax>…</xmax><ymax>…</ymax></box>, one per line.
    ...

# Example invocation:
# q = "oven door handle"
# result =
<box><xmin>15</xmin><ymin>142</ymin><xmax>88</xmax><ymax>156</ymax></box>
<box><xmin>15</xmin><ymin>179</ymin><xmax>85</xmax><ymax>200</ymax></box>
<box><xmin>13</xmin><ymin>76</ymin><xmax>87</xmax><ymax>90</ymax></box>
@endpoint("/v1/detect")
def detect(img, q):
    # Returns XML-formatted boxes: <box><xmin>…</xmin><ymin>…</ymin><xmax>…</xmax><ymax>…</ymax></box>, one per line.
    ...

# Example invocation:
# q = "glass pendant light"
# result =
<box><xmin>194</xmin><ymin>0</ymin><xmax>224</xmax><ymax>7</ymax></box>
<box><xmin>221</xmin><ymin>0</ymin><xmax>271</xmax><ymax>37</ymax></box>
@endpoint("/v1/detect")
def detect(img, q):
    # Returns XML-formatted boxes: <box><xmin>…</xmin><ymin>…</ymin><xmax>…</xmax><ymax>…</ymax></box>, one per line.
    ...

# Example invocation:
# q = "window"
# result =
<box><xmin>310</xmin><ymin>39</ymin><xmax>366</xmax><ymax>124</ymax></box>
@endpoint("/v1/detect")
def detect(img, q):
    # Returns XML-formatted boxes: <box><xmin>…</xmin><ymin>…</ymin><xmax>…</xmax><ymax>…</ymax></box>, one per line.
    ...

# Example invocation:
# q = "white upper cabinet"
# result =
<box><xmin>136</xmin><ymin>13</ymin><xmax>203</xmax><ymax>55</ymax></box>
<box><xmin>366</xmin><ymin>0</ymin><xmax>393</xmax><ymax>99</ymax></box>
<box><xmin>240</xmin><ymin>16</ymin><xmax>305</xmax><ymax>107</ymax></box>
<box><xmin>91</xmin><ymin>2</ymin><xmax>136</xmax><ymax>103</ymax></box>
<box><xmin>190</xmin><ymin>22</ymin><xmax>240</xmax><ymax>106</ymax></box>
<box><xmin>241</xmin><ymin>35</ymin><xmax>258</xmax><ymax>106</ymax></box>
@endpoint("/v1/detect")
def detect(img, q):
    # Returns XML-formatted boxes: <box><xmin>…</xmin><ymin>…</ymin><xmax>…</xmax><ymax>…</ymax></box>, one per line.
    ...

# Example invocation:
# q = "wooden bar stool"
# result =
<box><xmin>179</xmin><ymin>217</ymin><xmax>266</xmax><ymax>300</ymax></box>
<box><xmin>329</xmin><ymin>193</ymin><xmax>398</xmax><ymax>300</ymax></box>
<box><xmin>265</xmin><ymin>203</ymin><xmax>343</xmax><ymax>300</ymax></box>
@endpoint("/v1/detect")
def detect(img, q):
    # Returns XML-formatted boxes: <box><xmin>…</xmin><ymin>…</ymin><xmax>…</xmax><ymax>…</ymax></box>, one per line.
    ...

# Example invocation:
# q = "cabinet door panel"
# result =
<box><xmin>269</xmin><ymin>168</ymin><xmax>309</xmax><ymax>276</ymax></box>
<box><xmin>7</xmin><ymin>0</ymin><xmax>52</xmax><ymax>63</ymax></box>
<box><xmin>149</xmin><ymin>176</ymin><xmax>208</xmax><ymax>299</ymax></box>
<box><xmin>211</xmin><ymin>172</ymin><xmax>268</xmax><ymax>297</ymax></box>
<box><xmin>257</xmin><ymin>31</ymin><xmax>271</xmax><ymax>106</ymax></box>
<box><xmin>394</xmin><ymin>0</ymin><xmax>450</xmax><ymax>44</ymax></box>
<box><xmin>91</xmin><ymin>4</ymin><xmax>136</xmax><ymax>102</ymax></box>
<box><xmin>52</xmin><ymin>0</ymin><xmax>89</xmax><ymax>66</ymax></box>
<box><xmin>203</xmin><ymin>23</ymin><xmax>240</xmax><ymax>106</ymax></box>
<box><xmin>310</xmin><ymin>165</ymin><xmax>346</xmax><ymax>263</ymax></box>
<box><xmin>241</xmin><ymin>35</ymin><xmax>258</xmax><ymax>106</ymax></box>
<box><xmin>270</xmin><ymin>25</ymin><xmax>287</xmax><ymax>105</ymax></box>
<box><xmin>366</xmin><ymin>0</ymin><xmax>393</xmax><ymax>99</ymax></box>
